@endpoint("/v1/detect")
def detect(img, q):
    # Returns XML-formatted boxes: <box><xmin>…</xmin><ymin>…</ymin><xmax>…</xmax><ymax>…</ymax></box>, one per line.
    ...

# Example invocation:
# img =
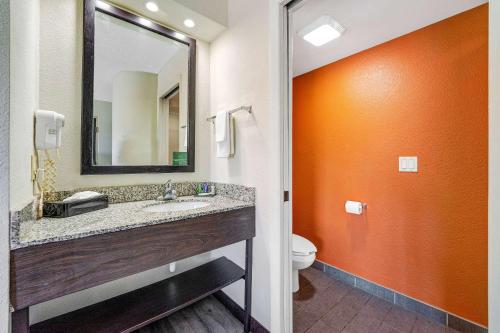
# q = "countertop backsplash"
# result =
<box><xmin>42</xmin><ymin>182</ymin><xmax>255</xmax><ymax>204</ymax></box>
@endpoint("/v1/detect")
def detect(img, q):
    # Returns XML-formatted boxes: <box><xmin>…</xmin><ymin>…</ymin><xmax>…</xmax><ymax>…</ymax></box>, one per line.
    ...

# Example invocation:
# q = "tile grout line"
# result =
<box><xmin>305</xmin><ymin>271</ymin><xmax>366</xmax><ymax>333</ymax></box>
<box><xmin>313</xmin><ymin>260</ymin><xmax>488</xmax><ymax>332</ymax></box>
<box><xmin>298</xmin><ymin>269</ymin><xmax>430</xmax><ymax>333</ymax></box>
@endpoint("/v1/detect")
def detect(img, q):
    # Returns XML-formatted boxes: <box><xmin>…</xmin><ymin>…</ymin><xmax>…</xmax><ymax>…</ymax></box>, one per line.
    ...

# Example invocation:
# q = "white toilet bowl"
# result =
<box><xmin>292</xmin><ymin>234</ymin><xmax>317</xmax><ymax>292</ymax></box>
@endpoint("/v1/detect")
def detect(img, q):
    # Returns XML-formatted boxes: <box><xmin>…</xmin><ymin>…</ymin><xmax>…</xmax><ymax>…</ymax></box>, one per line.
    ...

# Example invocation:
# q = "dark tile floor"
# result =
<box><xmin>294</xmin><ymin>267</ymin><xmax>460</xmax><ymax>333</ymax></box>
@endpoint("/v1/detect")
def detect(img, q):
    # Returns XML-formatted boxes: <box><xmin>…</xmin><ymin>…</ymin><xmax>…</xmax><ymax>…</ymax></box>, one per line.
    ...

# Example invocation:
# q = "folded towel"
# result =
<box><xmin>216</xmin><ymin>112</ymin><xmax>233</xmax><ymax>158</ymax></box>
<box><xmin>230</xmin><ymin>117</ymin><xmax>235</xmax><ymax>156</ymax></box>
<box><xmin>63</xmin><ymin>191</ymin><xmax>102</xmax><ymax>202</ymax></box>
<box><xmin>215</xmin><ymin>111</ymin><xmax>229</xmax><ymax>143</ymax></box>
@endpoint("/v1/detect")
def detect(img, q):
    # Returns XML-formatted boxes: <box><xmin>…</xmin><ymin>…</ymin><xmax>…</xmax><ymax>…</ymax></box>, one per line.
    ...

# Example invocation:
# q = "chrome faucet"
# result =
<box><xmin>158</xmin><ymin>179</ymin><xmax>177</xmax><ymax>201</ymax></box>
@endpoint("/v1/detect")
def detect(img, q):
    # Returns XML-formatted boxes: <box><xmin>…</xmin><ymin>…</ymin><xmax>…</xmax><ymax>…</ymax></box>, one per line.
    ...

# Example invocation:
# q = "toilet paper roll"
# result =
<box><xmin>345</xmin><ymin>201</ymin><xmax>363</xmax><ymax>215</ymax></box>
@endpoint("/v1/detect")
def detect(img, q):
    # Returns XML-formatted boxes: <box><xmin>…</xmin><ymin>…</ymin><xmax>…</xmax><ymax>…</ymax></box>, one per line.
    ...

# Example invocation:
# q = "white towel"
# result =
<box><xmin>230</xmin><ymin>117</ymin><xmax>235</xmax><ymax>156</ymax></box>
<box><xmin>183</xmin><ymin>127</ymin><xmax>188</xmax><ymax>148</ymax></box>
<box><xmin>216</xmin><ymin>111</ymin><xmax>232</xmax><ymax>158</ymax></box>
<box><xmin>63</xmin><ymin>191</ymin><xmax>101</xmax><ymax>202</ymax></box>
<box><xmin>215</xmin><ymin>111</ymin><xmax>229</xmax><ymax>142</ymax></box>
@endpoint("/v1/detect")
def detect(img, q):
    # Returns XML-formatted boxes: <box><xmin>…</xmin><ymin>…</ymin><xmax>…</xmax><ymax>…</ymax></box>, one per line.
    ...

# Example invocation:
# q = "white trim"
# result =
<box><xmin>0</xmin><ymin>0</ymin><xmax>9</xmax><ymax>330</ymax></box>
<box><xmin>489</xmin><ymin>1</ymin><xmax>500</xmax><ymax>332</ymax></box>
<box><xmin>157</xmin><ymin>97</ymin><xmax>169</xmax><ymax>164</ymax></box>
<box><xmin>277</xmin><ymin>1</ymin><xmax>307</xmax><ymax>331</ymax></box>
<box><xmin>274</xmin><ymin>0</ymin><xmax>295</xmax><ymax>331</ymax></box>
<box><xmin>279</xmin><ymin>2</ymin><xmax>292</xmax><ymax>332</ymax></box>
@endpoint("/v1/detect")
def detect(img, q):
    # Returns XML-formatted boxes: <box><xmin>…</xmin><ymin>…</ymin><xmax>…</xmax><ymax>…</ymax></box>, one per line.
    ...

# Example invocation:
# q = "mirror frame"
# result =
<box><xmin>81</xmin><ymin>0</ymin><xmax>196</xmax><ymax>174</ymax></box>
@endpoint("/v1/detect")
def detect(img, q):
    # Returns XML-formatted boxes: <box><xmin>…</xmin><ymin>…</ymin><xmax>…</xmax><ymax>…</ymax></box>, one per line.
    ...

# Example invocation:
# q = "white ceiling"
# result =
<box><xmin>94</xmin><ymin>11</ymin><xmax>185</xmax><ymax>101</ymax></box>
<box><xmin>109</xmin><ymin>0</ymin><xmax>227</xmax><ymax>42</ymax></box>
<box><xmin>292</xmin><ymin>0</ymin><xmax>488</xmax><ymax>77</ymax></box>
<box><xmin>175</xmin><ymin>0</ymin><xmax>228</xmax><ymax>26</ymax></box>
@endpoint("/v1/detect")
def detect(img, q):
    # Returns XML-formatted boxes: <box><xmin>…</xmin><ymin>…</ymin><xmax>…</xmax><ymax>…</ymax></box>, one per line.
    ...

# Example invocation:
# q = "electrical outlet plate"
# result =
<box><xmin>399</xmin><ymin>156</ymin><xmax>418</xmax><ymax>172</ymax></box>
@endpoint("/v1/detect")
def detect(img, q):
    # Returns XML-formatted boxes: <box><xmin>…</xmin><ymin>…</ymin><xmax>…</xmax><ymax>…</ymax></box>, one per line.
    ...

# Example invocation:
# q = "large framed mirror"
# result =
<box><xmin>81</xmin><ymin>0</ymin><xmax>196</xmax><ymax>174</ymax></box>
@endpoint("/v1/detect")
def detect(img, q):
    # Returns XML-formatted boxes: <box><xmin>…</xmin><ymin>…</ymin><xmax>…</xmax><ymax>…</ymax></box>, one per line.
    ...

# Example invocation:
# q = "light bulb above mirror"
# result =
<box><xmin>145</xmin><ymin>1</ymin><xmax>159</xmax><ymax>12</ymax></box>
<box><xmin>184</xmin><ymin>19</ymin><xmax>195</xmax><ymax>28</ymax></box>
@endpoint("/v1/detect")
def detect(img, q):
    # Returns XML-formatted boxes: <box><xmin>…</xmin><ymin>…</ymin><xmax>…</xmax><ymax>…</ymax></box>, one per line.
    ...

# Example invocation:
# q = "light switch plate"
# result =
<box><xmin>399</xmin><ymin>156</ymin><xmax>418</xmax><ymax>172</ymax></box>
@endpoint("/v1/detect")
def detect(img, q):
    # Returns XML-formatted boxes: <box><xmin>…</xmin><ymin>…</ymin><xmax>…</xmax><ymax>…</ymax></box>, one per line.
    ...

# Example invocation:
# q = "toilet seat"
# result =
<box><xmin>292</xmin><ymin>234</ymin><xmax>317</xmax><ymax>256</ymax></box>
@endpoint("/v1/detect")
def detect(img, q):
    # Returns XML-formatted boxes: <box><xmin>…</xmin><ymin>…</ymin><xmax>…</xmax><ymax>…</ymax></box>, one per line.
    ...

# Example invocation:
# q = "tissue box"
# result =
<box><xmin>43</xmin><ymin>195</ymin><xmax>109</xmax><ymax>218</ymax></box>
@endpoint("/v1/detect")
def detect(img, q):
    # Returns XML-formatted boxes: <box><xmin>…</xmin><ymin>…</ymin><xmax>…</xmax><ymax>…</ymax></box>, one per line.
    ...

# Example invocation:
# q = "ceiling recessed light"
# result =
<box><xmin>145</xmin><ymin>1</ymin><xmax>159</xmax><ymax>12</ymax></box>
<box><xmin>299</xmin><ymin>16</ymin><xmax>345</xmax><ymax>47</ymax></box>
<box><xmin>183</xmin><ymin>19</ymin><xmax>195</xmax><ymax>28</ymax></box>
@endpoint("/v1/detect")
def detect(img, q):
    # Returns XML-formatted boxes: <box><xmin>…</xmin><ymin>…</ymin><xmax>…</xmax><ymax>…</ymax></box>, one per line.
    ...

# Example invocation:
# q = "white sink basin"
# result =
<box><xmin>143</xmin><ymin>201</ymin><xmax>210</xmax><ymax>213</ymax></box>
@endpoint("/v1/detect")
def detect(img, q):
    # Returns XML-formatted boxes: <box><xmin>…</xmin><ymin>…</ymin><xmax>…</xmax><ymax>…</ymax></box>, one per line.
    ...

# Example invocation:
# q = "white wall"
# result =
<box><xmin>0</xmin><ymin>0</ymin><xmax>10</xmax><ymax>331</ymax></box>
<box><xmin>209</xmin><ymin>0</ymin><xmax>283</xmax><ymax>330</ymax></box>
<box><xmin>9</xmin><ymin>0</ymin><xmax>38</xmax><ymax>211</ymax></box>
<box><xmin>489</xmin><ymin>1</ymin><xmax>500</xmax><ymax>331</ymax></box>
<box><xmin>112</xmin><ymin>71</ymin><xmax>158</xmax><ymax>165</ymax></box>
<box><xmin>37</xmin><ymin>0</ymin><xmax>211</xmax><ymax>190</ymax></box>
<box><xmin>174</xmin><ymin>0</ymin><xmax>228</xmax><ymax>26</ymax></box>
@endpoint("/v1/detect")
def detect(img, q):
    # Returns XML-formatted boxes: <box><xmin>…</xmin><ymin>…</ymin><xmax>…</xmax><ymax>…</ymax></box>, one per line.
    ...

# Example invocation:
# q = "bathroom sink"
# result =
<box><xmin>143</xmin><ymin>201</ymin><xmax>210</xmax><ymax>213</ymax></box>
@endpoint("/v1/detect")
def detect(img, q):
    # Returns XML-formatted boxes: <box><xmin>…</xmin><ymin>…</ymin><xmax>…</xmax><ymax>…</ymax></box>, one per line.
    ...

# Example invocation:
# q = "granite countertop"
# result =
<box><xmin>11</xmin><ymin>195</ymin><xmax>254</xmax><ymax>250</ymax></box>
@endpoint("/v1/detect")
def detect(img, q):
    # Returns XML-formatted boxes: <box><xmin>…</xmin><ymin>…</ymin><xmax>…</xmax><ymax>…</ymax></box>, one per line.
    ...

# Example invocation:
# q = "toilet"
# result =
<box><xmin>292</xmin><ymin>234</ymin><xmax>317</xmax><ymax>292</ymax></box>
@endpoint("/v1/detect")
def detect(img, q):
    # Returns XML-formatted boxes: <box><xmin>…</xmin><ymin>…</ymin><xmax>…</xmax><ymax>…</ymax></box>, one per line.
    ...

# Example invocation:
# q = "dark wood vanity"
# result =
<box><xmin>10</xmin><ymin>206</ymin><xmax>255</xmax><ymax>333</ymax></box>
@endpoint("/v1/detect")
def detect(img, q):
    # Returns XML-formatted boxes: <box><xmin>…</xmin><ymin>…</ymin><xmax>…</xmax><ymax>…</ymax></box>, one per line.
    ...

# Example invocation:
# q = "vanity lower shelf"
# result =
<box><xmin>30</xmin><ymin>257</ymin><xmax>245</xmax><ymax>333</ymax></box>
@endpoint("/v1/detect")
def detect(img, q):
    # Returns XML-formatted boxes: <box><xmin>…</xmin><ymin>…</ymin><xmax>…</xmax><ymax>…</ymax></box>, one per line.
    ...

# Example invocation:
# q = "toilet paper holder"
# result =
<box><xmin>345</xmin><ymin>201</ymin><xmax>368</xmax><ymax>215</ymax></box>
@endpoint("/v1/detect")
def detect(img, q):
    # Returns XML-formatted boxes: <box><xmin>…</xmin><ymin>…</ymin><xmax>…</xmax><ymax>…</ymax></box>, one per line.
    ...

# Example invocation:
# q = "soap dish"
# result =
<box><xmin>43</xmin><ymin>195</ymin><xmax>109</xmax><ymax>218</ymax></box>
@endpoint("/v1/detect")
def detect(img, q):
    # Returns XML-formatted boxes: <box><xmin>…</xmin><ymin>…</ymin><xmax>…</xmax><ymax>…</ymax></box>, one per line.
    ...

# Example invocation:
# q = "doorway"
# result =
<box><xmin>282</xmin><ymin>1</ymin><xmax>491</xmax><ymax>332</ymax></box>
<box><xmin>158</xmin><ymin>85</ymin><xmax>180</xmax><ymax>165</ymax></box>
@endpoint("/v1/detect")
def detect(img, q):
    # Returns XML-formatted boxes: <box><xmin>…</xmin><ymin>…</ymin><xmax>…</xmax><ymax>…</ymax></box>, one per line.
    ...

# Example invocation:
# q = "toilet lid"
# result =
<box><xmin>292</xmin><ymin>234</ymin><xmax>317</xmax><ymax>256</ymax></box>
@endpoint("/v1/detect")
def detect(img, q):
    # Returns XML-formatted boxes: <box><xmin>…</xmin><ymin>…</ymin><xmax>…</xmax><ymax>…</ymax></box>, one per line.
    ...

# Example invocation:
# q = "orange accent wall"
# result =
<box><xmin>293</xmin><ymin>5</ymin><xmax>488</xmax><ymax>325</ymax></box>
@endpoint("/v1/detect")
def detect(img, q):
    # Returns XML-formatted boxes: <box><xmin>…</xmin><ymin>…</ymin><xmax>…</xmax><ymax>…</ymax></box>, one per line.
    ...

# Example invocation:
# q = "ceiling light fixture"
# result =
<box><xmin>183</xmin><ymin>19</ymin><xmax>195</xmax><ymax>28</ymax></box>
<box><xmin>299</xmin><ymin>16</ymin><xmax>345</xmax><ymax>47</ymax></box>
<box><xmin>145</xmin><ymin>1</ymin><xmax>159</xmax><ymax>12</ymax></box>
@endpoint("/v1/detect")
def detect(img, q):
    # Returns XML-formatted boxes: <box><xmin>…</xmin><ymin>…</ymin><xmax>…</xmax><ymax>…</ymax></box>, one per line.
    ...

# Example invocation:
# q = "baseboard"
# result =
<box><xmin>213</xmin><ymin>291</ymin><xmax>269</xmax><ymax>333</ymax></box>
<box><xmin>313</xmin><ymin>260</ymin><xmax>488</xmax><ymax>333</ymax></box>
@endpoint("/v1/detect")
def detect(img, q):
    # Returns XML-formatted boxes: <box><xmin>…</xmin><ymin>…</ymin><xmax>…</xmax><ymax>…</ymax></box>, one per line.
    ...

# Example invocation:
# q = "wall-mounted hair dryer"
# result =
<box><xmin>33</xmin><ymin>110</ymin><xmax>66</xmax><ymax>218</ymax></box>
<box><xmin>35</xmin><ymin>110</ymin><xmax>65</xmax><ymax>150</ymax></box>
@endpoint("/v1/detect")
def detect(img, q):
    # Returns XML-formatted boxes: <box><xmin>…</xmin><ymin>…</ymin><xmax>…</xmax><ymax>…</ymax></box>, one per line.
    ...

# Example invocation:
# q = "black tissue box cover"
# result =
<box><xmin>43</xmin><ymin>195</ymin><xmax>109</xmax><ymax>218</ymax></box>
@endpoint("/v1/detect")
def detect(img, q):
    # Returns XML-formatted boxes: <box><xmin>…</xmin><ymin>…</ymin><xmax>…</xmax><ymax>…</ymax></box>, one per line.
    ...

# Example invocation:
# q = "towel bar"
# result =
<box><xmin>207</xmin><ymin>106</ymin><xmax>252</xmax><ymax>122</ymax></box>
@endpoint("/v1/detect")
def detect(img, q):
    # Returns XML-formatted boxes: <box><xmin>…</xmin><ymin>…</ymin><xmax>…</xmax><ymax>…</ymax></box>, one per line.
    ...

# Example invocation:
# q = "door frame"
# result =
<box><xmin>489</xmin><ymin>1</ymin><xmax>500</xmax><ymax>331</ymax></box>
<box><xmin>0</xmin><ymin>0</ymin><xmax>10</xmax><ymax>330</ymax></box>
<box><xmin>277</xmin><ymin>0</ymin><xmax>305</xmax><ymax>332</ymax></box>
<box><xmin>158</xmin><ymin>85</ymin><xmax>180</xmax><ymax>165</ymax></box>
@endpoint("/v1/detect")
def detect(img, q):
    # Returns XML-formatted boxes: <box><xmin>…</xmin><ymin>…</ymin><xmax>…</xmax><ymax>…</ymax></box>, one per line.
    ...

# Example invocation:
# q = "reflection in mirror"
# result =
<box><xmin>93</xmin><ymin>11</ymin><xmax>189</xmax><ymax>166</ymax></box>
